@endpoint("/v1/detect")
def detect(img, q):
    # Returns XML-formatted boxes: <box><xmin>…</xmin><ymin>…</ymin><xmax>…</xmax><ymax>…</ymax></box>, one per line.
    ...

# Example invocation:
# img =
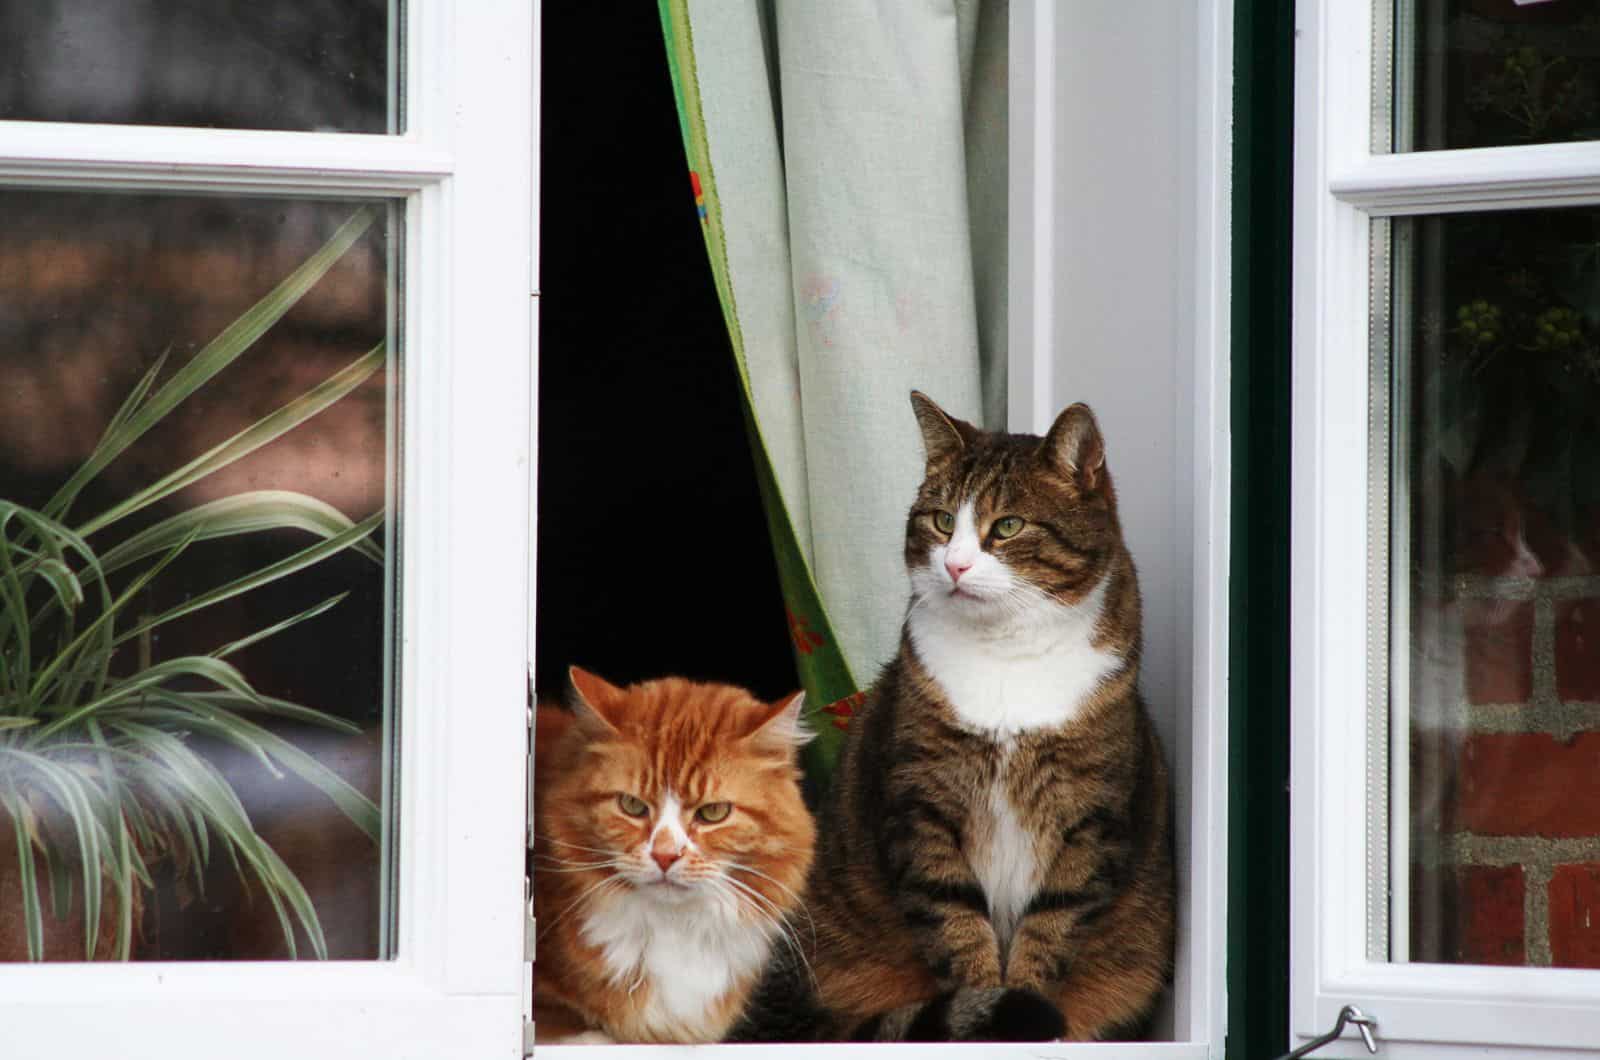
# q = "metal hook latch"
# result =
<box><xmin>1273</xmin><ymin>1005</ymin><xmax>1379</xmax><ymax>1059</ymax></box>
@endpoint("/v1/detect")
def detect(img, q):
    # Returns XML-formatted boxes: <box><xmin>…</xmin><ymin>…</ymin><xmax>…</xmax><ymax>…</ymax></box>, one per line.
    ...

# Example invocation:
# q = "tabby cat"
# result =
<box><xmin>532</xmin><ymin>667</ymin><xmax>815</xmax><ymax>1044</ymax></box>
<box><xmin>732</xmin><ymin>393</ymin><xmax>1174</xmax><ymax>1042</ymax></box>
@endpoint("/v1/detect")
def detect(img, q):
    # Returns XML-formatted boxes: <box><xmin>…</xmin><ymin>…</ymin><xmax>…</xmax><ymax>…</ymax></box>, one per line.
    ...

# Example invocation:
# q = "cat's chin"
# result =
<box><xmin>921</xmin><ymin>586</ymin><xmax>1017</xmax><ymax>621</ymax></box>
<box><xmin>628</xmin><ymin>876</ymin><xmax>705</xmax><ymax>905</ymax></box>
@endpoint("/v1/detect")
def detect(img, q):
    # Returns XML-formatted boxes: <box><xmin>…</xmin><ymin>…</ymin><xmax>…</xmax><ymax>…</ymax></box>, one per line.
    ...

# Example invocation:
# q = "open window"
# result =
<box><xmin>1293</xmin><ymin>1</ymin><xmax>1600</xmax><ymax>1055</ymax></box>
<box><xmin>534</xmin><ymin>1</ymin><xmax>1231</xmax><ymax>1055</ymax></box>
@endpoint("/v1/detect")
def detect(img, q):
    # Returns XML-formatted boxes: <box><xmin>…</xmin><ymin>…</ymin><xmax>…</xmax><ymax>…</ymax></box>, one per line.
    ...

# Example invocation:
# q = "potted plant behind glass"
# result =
<box><xmin>0</xmin><ymin>208</ymin><xmax>385</xmax><ymax>961</ymax></box>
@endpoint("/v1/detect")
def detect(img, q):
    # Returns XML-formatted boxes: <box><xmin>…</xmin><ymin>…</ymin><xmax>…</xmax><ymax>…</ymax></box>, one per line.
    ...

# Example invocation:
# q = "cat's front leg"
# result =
<box><xmin>883</xmin><ymin>800</ymin><xmax>1003</xmax><ymax>988</ymax></box>
<box><xmin>1001</xmin><ymin>814</ymin><xmax>1122</xmax><ymax>999</ymax></box>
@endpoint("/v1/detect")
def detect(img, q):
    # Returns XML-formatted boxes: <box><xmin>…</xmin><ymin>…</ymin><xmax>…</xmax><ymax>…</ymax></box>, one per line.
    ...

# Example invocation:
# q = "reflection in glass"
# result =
<box><xmin>1399</xmin><ymin>0</ymin><xmax>1600</xmax><ymax>152</ymax></box>
<box><xmin>1397</xmin><ymin>207</ymin><xmax>1600</xmax><ymax>968</ymax></box>
<box><xmin>0</xmin><ymin>191</ymin><xmax>396</xmax><ymax>961</ymax></box>
<box><xmin>0</xmin><ymin>1</ymin><xmax>398</xmax><ymax>133</ymax></box>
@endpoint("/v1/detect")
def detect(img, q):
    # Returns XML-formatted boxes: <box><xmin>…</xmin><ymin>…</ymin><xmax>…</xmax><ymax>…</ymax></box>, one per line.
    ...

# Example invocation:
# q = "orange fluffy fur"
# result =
<box><xmin>532</xmin><ymin>668</ymin><xmax>815</xmax><ymax>1044</ymax></box>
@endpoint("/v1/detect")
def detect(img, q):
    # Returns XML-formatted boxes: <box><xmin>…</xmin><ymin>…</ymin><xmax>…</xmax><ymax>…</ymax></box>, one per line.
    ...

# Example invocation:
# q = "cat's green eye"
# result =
<box><xmin>695</xmin><ymin>801</ymin><xmax>732</xmax><ymax>824</ymax></box>
<box><xmin>933</xmin><ymin>510</ymin><xmax>955</xmax><ymax>534</ymax></box>
<box><xmin>618</xmin><ymin>793</ymin><xmax>650</xmax><ymax>817</ymax></box>
<box><xmin>993</xmin><ymin>515</ymin><xmax>1025</xmax><ymax>539</ymax></box>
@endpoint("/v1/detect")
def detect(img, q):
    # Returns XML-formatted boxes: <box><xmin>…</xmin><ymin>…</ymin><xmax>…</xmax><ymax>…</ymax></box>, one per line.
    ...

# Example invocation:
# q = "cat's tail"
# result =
<box><xmin>849</xmin><ymin>986</ymin><xmax>1065</xmax><ymax>1043</ymax></box>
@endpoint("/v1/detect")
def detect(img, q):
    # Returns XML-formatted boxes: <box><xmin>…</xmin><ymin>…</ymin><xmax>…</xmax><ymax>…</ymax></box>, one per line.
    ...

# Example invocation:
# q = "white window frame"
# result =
<box><xmin>0</xmin><ymin>3</ymin><xmax>537</xmax><ymax>1057</ymax></box>
<box><xmin>1292</xmin><ymin>2</ymin><xmax>1600</xmax><ymax>1057</ymax></box>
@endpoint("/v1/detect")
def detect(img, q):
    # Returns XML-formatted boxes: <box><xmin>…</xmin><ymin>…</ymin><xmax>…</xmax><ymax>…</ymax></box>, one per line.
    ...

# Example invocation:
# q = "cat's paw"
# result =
<box><xmin>557</xmin><ymin>1030</ymin><xmax>616</xmax><ymax>1045</ymax></box>
<box><xmin>968</xmin><ymin>986</ymin><xmax>1066</xmax><ymax>1042</ymax></box>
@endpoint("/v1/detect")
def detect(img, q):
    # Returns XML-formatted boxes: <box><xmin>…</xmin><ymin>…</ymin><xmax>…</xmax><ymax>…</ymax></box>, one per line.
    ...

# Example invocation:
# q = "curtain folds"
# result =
<box><xmin>658</xmin><ymin>0</ymin><xmax>1007</xmax><ymax>779</ymax></box>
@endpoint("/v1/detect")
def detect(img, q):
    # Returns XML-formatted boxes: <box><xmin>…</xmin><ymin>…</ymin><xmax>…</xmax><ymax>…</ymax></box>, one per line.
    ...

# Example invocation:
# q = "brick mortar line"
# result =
<box><xmin>1533</xmin><ymin>597</ymin><xmax>1557</xmax><ymax>701</ymax></box>
<box><xmin>1466</xmin><ymin>701</ymin><xmax>1600</xmax><ymax>740</ymax></box>
<box><xmin>1525</xmin><ymin>862</ymin><xmax>1554</xmax><ymax>967</ymax></box>
<box><xmin>1452</xmin><ymin>574</ymin><xmax>1600</xmax><ymax>600</ymax></box>
<box><xmin>1442</xmin><ymin>833</ymin><xmax>1600</xmax><ymax>865</ymax></box>
<box><xmin>1456</xmin><ymin>590</ymin><xmax>1598</xmax><ymax>739</ymax></box>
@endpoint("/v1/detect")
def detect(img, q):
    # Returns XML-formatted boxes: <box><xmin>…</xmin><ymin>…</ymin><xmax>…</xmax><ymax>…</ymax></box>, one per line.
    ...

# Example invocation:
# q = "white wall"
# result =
<box><xmin>1010</xmin><ymin>1</ymin><xmax>1230</xmax><ymax>1051</ymax></box>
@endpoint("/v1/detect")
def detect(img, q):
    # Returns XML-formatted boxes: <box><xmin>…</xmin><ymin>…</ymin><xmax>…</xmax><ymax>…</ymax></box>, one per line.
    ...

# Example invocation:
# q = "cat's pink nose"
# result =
<box><xmin>946</xmin><ymin>556</ymin><xmax>973</xmax><ymax>582</ymax></box>
<box><xmin>651</xmin><ymin>849</ymin><xmax>681</xmax><ymax>874</ymax></box>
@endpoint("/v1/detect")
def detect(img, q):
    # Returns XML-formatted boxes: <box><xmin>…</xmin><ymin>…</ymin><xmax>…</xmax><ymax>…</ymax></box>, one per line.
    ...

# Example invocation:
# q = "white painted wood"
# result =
<box><xmin>1292</xmin><ymin>0</ymin><xmax>1600</xmax><ymax>1056</ymax></box>
<box><xmin>526</xmin><ymin>19</ymin><xmax>544</xmax><ymax>1046</ymax></box>
<box><xmin>0</xmin><ymin>1</ymin><xmax>535</xmax><ymax>1056</ymax></box>
<box><xmin>1044</xmin><ymin>0</ymin><xmax>1184</xmax><ymax>827</ymax></box>
<box><xmin>1177</xmin><ymin>0</ymin><xmax>1234</xmax><ymax>1052</ymax></box>
<box><xmin>1005</xmin><ymin>0</ymin><xmax>1232</xmax><ymax>1055</ymax></box>
<box><xmin>0</xmin><ymin>122</ymin><xmax>452</xmax><ymax>192</ymax></box>
<box><xmin>1332</xmin><ymin>141</ymin><xmax>1600</xmax><ymax>215</ymax></box>
<box><xmin>1007</xmin><ymin>0</ymin><xmax>1056</xmax><ymax>436</ymax></box>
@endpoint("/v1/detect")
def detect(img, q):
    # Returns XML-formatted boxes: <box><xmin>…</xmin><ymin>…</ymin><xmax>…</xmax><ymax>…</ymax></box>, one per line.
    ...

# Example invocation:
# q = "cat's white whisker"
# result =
<box><xmin>535</xmin><ymin>833</ymin><xmax>626</xmax><ymax>858</ymax></box>
<box><xmin>538</xmin><ymin>874</ymin><xmax>625</xmax><ymax>940</ymax></box>
<box><xmin>716</xmin><ymin>876</ymin><xmax>817</xmax><ymax>993</ymax></box>
<box><xmin>531</xmin><ymin>858</ymin><xmax>629</xmax><ymax>874</ymax></box>
<box><xmin>724</xmin><ymin>861</ymin><xmax>813</xmax><ymax>928</ymax></box>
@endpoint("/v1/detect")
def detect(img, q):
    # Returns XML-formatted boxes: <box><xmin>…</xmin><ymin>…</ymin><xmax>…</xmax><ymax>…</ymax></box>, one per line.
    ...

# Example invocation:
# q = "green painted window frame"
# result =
<box><xmin>1229</xmin><ymin>0</ymin><xmax>1295</xmax><ymax>1057</ymax></box>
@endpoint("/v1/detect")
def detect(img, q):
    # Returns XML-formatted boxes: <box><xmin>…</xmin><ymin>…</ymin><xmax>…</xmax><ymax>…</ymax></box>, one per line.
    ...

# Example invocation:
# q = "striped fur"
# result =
<box><xmin>732</xmin><ymin>394</ymin><xmax>1173</xmax><ymax>1043</ymax></box>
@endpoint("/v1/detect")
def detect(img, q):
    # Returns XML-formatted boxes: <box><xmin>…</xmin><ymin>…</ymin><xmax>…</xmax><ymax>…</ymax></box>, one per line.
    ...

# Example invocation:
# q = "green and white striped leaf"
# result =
<box><xmin>98</xmin><ymin>492</ymin><xmax>383</xmax><ymax>576</ymax></box>
<box><xmin>77</xmin><ymin>345</ymin><xmax>386</xmax><ymax>539</ymax></box>
<box><xmin>44</xmin><ymin>208</ymin><xmax>377</xmax><ymax>525</ymax></box>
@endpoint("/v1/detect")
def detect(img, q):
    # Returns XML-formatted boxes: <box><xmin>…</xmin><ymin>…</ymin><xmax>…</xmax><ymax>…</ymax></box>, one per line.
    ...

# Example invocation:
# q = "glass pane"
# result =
<box><xmin>1397</xmin><ymin>0</ymin><xmax>1600</xmax><ymax>152</ymax></box>
<box><xmin>0</xmin><ymin>1</ymin><xmax>399</xmax><ymax>133</ymax></box>
<box><xmin>0</xmin><ymin>190</ymin><xmax>398</xmax><ymax>961</ymax></box>
<box><xmin>1393</xmin><ymin>206</ymin><xmax>1600</xmax><ymax>968</ymax></box>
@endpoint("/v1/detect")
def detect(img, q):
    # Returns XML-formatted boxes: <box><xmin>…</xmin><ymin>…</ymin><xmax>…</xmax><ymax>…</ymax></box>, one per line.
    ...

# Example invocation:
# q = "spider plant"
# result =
<box><xmin>1</xmin><ymin>206</ymin><xmax>388</xmax><ymax>961</ymax></box>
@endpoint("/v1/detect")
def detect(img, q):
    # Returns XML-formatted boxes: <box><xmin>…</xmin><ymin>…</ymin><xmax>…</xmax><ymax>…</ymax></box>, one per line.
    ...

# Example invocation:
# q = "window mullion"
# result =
<box><xmin>0</xmin><ymin>121</ymin><xmax>451</xmax><ymax>195</ymax></box>
<box><xmin>1331</xmin><ymin>144</ymin><xmax>1600</xmax><ymax>217</ymax></box>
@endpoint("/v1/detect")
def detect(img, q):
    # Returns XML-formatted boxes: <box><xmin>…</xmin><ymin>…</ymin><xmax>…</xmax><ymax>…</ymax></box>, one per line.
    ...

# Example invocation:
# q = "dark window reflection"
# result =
<box><xmin>1403</xmin><ymin>208</ymin><xmax>1600</xmax><ymax>968</ymax></box>
<box><xmin>0</xmin><ymin>191</ymin><xmax>395</xmax><ymax>961</ymax></box>
<box><xmin>1407</xmin><ymin>0</ymin><xmax>1600</xmax><ymax>151</ymax></box>
<box><xmin>0</xmin><ymin>1</ymin><xmax>396</xmax><ymax>133</ymax></box>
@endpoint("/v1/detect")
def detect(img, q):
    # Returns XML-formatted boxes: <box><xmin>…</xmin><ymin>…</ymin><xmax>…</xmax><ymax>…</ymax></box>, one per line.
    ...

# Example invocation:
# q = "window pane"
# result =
<box><xmin>0</xmin><ymin>1</ymin><xmax>399</xmax><ymax>134</ymax></box>
<box><xmin>0</xmin><ymin>190</ymin><xmax>398</xmax><ymax>961</ymax></box>
<box><xmin>1393</xmin><ymin>207</ymin><xmax>1600</xmax><ymax>968</ymax></box>
<box><xmin>1397</xmin><ymin>0</ymin><xmax>1600</xmax><ymax>152</ymax></box>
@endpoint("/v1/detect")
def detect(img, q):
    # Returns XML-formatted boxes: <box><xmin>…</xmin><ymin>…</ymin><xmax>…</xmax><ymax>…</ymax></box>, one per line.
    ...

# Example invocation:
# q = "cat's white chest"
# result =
<box><xmin>580</xmin><ymin>891</ymin><xmax>768</xmax><ymax>1037</ymax></box>
<box><xmin>969</xmin><ymin>753</ymin><xmax>1039</xmax><ymax>953</ymax></box>
<box><xmin>908</xmin><ymin>578</ymin><xmax>1121</xmax><ymax>737</ymax></box>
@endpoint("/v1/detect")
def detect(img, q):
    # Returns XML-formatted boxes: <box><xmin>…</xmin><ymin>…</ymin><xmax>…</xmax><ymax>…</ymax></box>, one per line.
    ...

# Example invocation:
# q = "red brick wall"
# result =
<box><xmin>1412</xmin><ymin>570</ymin><xmax>1600</xmax><ymax>968</ymax></box>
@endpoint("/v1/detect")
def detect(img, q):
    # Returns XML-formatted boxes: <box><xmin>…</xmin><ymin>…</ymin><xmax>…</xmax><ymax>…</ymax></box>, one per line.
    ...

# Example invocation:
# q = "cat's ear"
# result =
<box><xmin>567</xmin><ymin>665</ymin><xmax>624</xmax><ymax>735</ymax></box>
<box><xmin>1042</xmin><ymin>402</ymin><xmax>1106</xmax><ymax>492</ymax></box>
<box><xmin>910</xmin><ymin>391</ymin><xmax>978</xmax><ymax>471</ymax></box>
<box><xmin>744</xmin><ymin>691</ymin><xmax>813</xmax><ymax>755</ymax></box>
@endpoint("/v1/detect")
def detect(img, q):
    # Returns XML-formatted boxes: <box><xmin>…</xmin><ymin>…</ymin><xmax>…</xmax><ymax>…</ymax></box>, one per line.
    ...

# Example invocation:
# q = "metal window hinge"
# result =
<box><xmin>1272</xmin><ymin>1006</ymin><xmax>1378</xmax><ymax>1060</ymax></box>
<box><xmin>524</xmin><ymin>875</ymin><xmax>537</xmax><ymax>962</ymax></box>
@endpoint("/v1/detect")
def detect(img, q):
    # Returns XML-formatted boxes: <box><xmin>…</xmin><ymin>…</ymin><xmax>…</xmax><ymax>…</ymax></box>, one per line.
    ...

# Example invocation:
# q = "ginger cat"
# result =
<box><xmin>532</xmin><ymin>667</ymin><xmax>814</xmax><ymax>1044</ymax></box>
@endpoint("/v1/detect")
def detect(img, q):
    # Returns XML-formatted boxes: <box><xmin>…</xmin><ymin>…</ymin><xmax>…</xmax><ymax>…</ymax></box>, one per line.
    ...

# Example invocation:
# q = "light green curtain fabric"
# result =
<box><xmin>660</xmin><ymin>1</ymin><xmax>1007</xmax><ymax>765</ymax></box>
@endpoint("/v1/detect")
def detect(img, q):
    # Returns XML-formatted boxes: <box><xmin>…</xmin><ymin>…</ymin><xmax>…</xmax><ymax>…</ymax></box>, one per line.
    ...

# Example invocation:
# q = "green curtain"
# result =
<box><xmin>657</xmin><ymin>0</ymin><xmax>1008</xmax><ymax>782</ymax></box>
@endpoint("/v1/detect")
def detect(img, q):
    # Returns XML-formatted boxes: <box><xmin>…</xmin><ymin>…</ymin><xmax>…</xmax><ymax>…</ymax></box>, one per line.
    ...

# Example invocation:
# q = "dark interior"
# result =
<box><xmin>535</xmin><ymin>4</ymin><xmax>798</xmax><ymax>703</ymax></box>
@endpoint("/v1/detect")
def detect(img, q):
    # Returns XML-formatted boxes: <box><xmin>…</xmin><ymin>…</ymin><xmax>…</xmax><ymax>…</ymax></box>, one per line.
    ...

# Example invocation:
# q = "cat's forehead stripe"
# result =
<box><xmin>938</xmin><ymin>438</ymin><xmax>1029</xmax><ymax>512</ymax></box>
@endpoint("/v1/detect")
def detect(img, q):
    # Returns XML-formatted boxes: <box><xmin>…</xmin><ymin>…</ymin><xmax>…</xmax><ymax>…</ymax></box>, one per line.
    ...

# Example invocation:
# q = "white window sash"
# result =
<box><xmin>0</xmin><ymin>2</ymin><xmax>536</xmax><ymax>1057</ymax></box>
<box><xmin>1292</xmin><ymin>2</ymin><xmax>1600</xmax><ymax>1056</ymax></box>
